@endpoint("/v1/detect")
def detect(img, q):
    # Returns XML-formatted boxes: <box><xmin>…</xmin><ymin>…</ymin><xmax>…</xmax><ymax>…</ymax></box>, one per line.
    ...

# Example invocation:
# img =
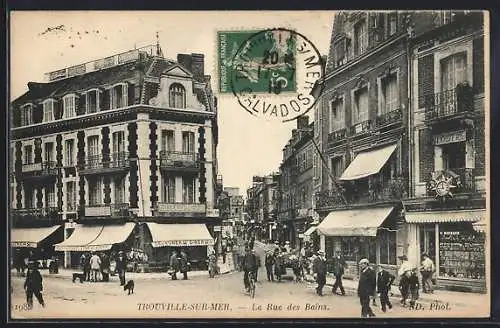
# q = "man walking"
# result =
<box><xmin>180</xmin><ymin>250</ymin><xmax>189</xmax><ymax>280</ymax></box>
<box><xmin>357</xmin><ymin>258</ymin><xmax>376</xmax><ymax>318</ymax></box>
<box><xmin>116</xmin><ymin>251</ymin><xmax>127</xmax><ymax>286</ymax></box>
<box><xmin>420</xmin><ymin>253</ymin><xmax>435</xmax><ymax>293</ymax></box>
<box><xmin>89</xmin><ymin>252</ymin><xmax>101</xmax><ymax>282</ymax></box>
<box><xmin>377</xmin><ymin>267</ymin><xmax>395</xmax><ymax>312</ymax></box>
<box><xmin>398</xmin><ymin>255</ymin><xmax>412</xmax><ymax>306</ymax></box>
<box><xmin>312</xmin><ymin>250</ymin><xmax>327</xmax><ymax>296</ymax></box>
<box><xmin>24</xmin><ymin>262</ymin><xmax>45</xmax><ymax>309</ymax></box>
<box><xmin>169</xmin><ymin>250</ymin><xmax>179</xmax><ymax>280</ymax></box>
<box><xmin>265</xmin><ymin>250</ymin><xmax>275</xmax><ymax>282</ymax></box>
<box><xmin>331</xmin><ymin>250</ymin><xmax>347</xmax><ymax>295</ymax></box>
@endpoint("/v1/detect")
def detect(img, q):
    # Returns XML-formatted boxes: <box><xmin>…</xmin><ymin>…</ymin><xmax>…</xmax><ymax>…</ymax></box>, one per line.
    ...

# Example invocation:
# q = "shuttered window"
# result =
<box><xmin>417</xmin><ymin>54</ymin><xmax>434</xmax><ymax>108</ymax></box>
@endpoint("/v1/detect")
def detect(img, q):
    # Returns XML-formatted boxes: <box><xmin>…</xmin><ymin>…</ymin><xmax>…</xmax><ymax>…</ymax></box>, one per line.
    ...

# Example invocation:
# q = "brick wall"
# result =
<box><xmin>418</xmin><ymin>128</ymin><xmax>434</xmax><ymax>182</ymax></box>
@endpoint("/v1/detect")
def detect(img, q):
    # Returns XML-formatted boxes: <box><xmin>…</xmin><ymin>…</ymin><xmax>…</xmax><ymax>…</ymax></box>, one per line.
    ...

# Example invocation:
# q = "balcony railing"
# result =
<box><xmin>12</xmin><ymin>207</ymin><xmax>59</xmax><ymax>218</ymax></box>
<box><xmin>350</xmin><ymin>119</ymin><xmax>373</xmax><ymax>136</ymax></box>
<box><xmin>83</xmin><ymin>203</ymin><xmax>131</xmax><ymax>217</ymax></box>
<box><xmin>155</xmin><ymin>202</ymin><xmax>205</xmax><ymax>213</ymax></box>
<box><xmin>375</xmin><ymin>108</ymin><xmax>403</xmax><ymax>128</ymax></box>
<box><xmin>426</xmin><ymin>168</ymin><xmax>475</xmax><ymax>197</ymax></box>
<box><xmin>159</xmin><ymin>151</ymin><xmax>198</xmax><ymax>171</ymax></box>
<box><xmin>327</xmin><ymin>128</ymin><xmax>347</xmax><ymax>145</ymax></box>
<box><xmin>81</xmin><ymin>152</ymin><xmax>130</xmax><ymax>171</ymax></box>
<box><xmin>21</xmin><ymin>161</ymin><xmax>58</xmax><ymax>175</ymax></box>
<box><xmin>315</xmin><ymin>189</ymin><xmax>347</xmax><ymax>209</ymax></box>
<box><xmin>423</xmin><ymin>83</ymin><xmax>473</xmax><ymax>121</ymax></box>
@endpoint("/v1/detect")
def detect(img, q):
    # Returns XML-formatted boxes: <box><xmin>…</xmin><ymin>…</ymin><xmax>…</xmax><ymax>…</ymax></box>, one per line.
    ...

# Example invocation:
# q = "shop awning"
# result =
<box><xmin>54</xmin><ymin>223</ymin><xmax>136</xmax><ymax>252</ymax></box>
<box><xmin>304</xmin><ymin>226</ymin><xmax>318</xmax><ymax>236</ymax></box>
<box><xmin>11</xmin><ymin>225</ymin><xmax>62</xmax><ymax>248</ymax></box>
<box><xmin>146</xmin><ymin>223</ymin><xmax>215</xmax><ymax>247</ymax></box>
<box><xmin>405</xmin><ymin>209</ymin><xmax>486</xmax><ymax>224</ymax></box>
<box><xmin>473</xmin><ymin>218</ymin><xmax>487</xmax><ymax>232</ymax></box>
<box><xmin>339</xmin><ymin>143</ymin><xmax>398</xmax><ymax>181</ymax></box>
<box><xmin>317</xmin><ymin>206</ymin><xmax>395</xmax><ymax>237</ymax></box>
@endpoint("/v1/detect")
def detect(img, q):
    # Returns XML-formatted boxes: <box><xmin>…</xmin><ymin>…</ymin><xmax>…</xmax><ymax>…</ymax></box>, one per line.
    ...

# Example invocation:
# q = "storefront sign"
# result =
<box><xmin>433</xmin><ymin>130</ymin><xmax>466</xmax><ymax>145</ymax></box>
<box><xmin>213</xmin><ymin>226</ymin><xmax>222</xmax><ymax>232</ymax></box>
<box><xmin>152</xmin><ymin>239</ymin><xmax>214</xmax><ymax>247</ymax></box>
<box><xmin>11</xmin><ymin>241</ymin><xmax>38</xmax><ymax>248</ymax></box>
<box><xmin>207</xmin><ymin>209</ymin><xmax>220</xmax><ymax>217</ymax></box>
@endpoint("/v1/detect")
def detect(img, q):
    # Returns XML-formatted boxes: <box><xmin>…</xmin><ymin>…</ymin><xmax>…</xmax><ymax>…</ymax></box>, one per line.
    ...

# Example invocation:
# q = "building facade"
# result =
<box><xmin>278</xmin><ymin>116</ymin><xmax>315</xmax><ymax>249</ymax></box>
<box><xmin>10</xmin><ymin>45</ymin><xmax>221</xmax><ymax>270</ymax></box>
<box><xmin>246</xmin><ymin>174</ymin><xmax>279</xmax><ymax>242</ymax></box>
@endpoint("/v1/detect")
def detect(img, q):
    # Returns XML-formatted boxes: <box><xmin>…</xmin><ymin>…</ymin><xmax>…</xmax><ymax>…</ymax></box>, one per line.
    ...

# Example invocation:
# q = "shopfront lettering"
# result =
<box><xmin>433</xmin><ymin>130</ymin><xmax>466</xmax><ymax>145</ymax></box>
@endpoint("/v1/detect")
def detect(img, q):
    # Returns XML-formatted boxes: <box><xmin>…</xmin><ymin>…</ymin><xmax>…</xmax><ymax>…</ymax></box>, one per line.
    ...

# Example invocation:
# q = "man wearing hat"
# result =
<box><xmin>24</xmin><ymin>261</ymin><xmax>45</xmax><ymax>309</ymax></box>
<box><xmin>420</xmin><ymin>253</ymin><xmax>435</xmax><ymax>293</ymax></box>
<box><xmin>357</xmin><ymin>258</ymin><xmax>376</xmax><ymax>318</ymax></box>
<box><xmin>397</xmin><ymin>255</ymin><xmax>411</xmax><ymax>306</ymax></box>
<box><xmin>312</xmin><ymin>250</ymin><xmax>327</xmax><ymax>296</ymax></box>
<box><xmin>265</xmin><ymin>249</ymin><xmax>276</xmax><ymax>282</ymax></box>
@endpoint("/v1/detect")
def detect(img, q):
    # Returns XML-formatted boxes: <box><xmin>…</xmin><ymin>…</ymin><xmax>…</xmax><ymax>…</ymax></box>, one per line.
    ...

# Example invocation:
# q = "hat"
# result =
<box><xmin>398</xmin><ymin>255</ymin><xmax>408</xmax><ymax>261</ymax></box>
<box><xmin>359</xmin><ymin>258</ymin><xmax>369</xmax><ymax>265</ymax></box>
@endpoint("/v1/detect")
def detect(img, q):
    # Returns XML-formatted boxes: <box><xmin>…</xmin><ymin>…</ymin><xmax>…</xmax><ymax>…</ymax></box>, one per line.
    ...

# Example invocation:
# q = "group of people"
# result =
<box><xmin>168</xmin><ymin>250</ymin><xmax>190</xmax><ymax>280</ymax></box>
<box><xmin>80</xmin><ymin>251</ymin><xmax>128</xmax><ymax>285</ymax></box>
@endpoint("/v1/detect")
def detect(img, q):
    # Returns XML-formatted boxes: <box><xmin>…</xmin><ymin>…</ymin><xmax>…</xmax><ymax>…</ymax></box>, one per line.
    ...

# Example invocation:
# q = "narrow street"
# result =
<box><xmin>10</xmin><ymin>242</ymin><xmax>487</xmax><ymax>319</ymax></box>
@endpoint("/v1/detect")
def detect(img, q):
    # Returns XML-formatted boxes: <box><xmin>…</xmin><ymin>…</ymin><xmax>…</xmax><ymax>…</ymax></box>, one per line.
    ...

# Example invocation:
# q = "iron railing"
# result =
<box><xmin>350</xmin><ymin>119</ymin><xmax>373</xmax><ymax>136</ymax></box>
<box><xmin>12</xmin><ymin>207</ymin><xmax>59</xmax><ymax>217</ymax></box>
<box><xmin>155</xmin><ymin>202</ymin><xmax>206</xmax><ymax>214</ymax></box>
<box><xmin>21</xmin><ymin>161</ymin><xmax>58</xmax><ymax>175</ymax></box>
<box><xmin>82</xmin><ymin>152</ymin><xmax>130</xmax><ymax>170</ymax></box>
<box><xmin>375</xmin><ymin>108</ymin><xmax>402</xmax><ymax>128</ymax></box>
<box><xmin>423</xmin><ymin>84</ymin><xmax>473</xmax><ymax>120</ymax></box>
<box><xmin>327</xmin><ymin>128</ymin><xmax>347</xmax><ymax>145</ymax></box>
<box><xmin>159</xmin><ymin>151</ymin><xmax>198</xmax><ymax>170</ymax></box>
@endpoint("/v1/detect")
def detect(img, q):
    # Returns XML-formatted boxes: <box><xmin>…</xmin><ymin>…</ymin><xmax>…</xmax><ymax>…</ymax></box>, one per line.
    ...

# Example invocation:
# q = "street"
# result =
<box><xmin>10</xmin><ymin>244</ymin><xmax>488</xmax><ymax>319</ymax></box>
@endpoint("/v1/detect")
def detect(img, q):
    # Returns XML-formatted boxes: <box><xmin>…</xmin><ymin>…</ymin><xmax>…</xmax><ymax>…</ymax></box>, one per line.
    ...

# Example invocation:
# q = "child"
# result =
<box><xmin>408</xmin><ymin>267</ymin><xmax>420</xmax><ymax>308</ymax></box>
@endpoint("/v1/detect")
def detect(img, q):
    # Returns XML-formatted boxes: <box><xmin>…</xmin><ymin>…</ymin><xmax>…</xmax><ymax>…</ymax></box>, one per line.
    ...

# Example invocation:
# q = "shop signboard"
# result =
<box><xmin>433</xmin><ymin>130</ymin><xmax>466</xmax><ymax>145</ymax></box>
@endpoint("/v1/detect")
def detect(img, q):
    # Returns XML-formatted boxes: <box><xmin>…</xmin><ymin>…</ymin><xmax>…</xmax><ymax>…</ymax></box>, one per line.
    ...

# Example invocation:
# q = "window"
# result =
<box><xmin>379</xmin><ymin>229</ymin><xmax>397</xmax><ymax>265</ymax></box>
<box><xmin>183</xmin><ymin>177</ymin><xmax>195</xmax><ymax>203</ymax></box>
<box><xmin>388</xmin><ymin>13</ymin><xmax>397</xmax><ymax>36</ymax></box>
<box><xmin>44</xmin><ymin>142</ymin><xmax>54</xmax><ymax>163</ymax></box>
<box><xmin>23</xmin><ymin>145</ymin><xmax>33</xmax><ymax>164</ymax></box>
<box><xmin>63</xmin><ymin>95</ymin><xmax>77</xmax><ymax>118</ymax></box>
<box><xmin>87</xmin><ymin>89</ymin><xmax>99</xmax><ymax>113</ymax></box>
<box><xmin>46</xmin><ymin>184</ymin><xmax>56</xmax><ymax>208</ymax></box>
<box><xmin>65</xmin><ymin>139</ymin><xmax>74</xmax><ymax>167</ymax></box>
<box><xmin>111</xmin><ymin>84</ymin><xmax>128</xmax><ymax>109</ymax></box>
<box><xmin>381</xmin><ymin>73</ymin><xmax>399</xmax><ymax>114</ymax></box>
<box><xmin>442</xmin><ymin>142</ymin><xmax>466</xmax><ymax>171</ymax></box>
<box><xmin>43</xmin><ymin>99</ymin><xmax>55</xmax><ymax>122</ymax></box>
<box><xmin>20</xmin><ymin>104</ymin><xmax>33</xmax><ymax>126</ymax></box>
<box><xmin>162</xmin><ymin>176</ymin><xmax>176</xmax><ymax>203</ymax></box>
<box><xmin>182</xmin><ymin>131</ymin><xmax>195</xmax><ymax>153</ymax></box>
<box><xmin>169</xmin><ymin>83</ymin><xmax>186</xmax><ymax>108</ymax></box>
<box><xmin>114</xmin><ymin>177</ymin><xmax>126</xmax><ymax>204</ymax></box>
<box><xmin>112</xmin><ymin>131</ymin><xmax>126</xmax><ymax>163</ymax></box>
<box><xmin>25</xmin><ymin>188</ymin><xmax>34</xmax><ymax>208</ymax></box>
<box><xmin>66</xmin><ymin>181</ymin><xmax>77</xmax><ymax>212</ymax></box>
<box><xmin>353</xmin><ymin>87</ymin><xmax>369</xmax><ymax>124</ymax></box>
<box><xmin>87</xmin><ymin>135</ymin><xmax>100</xmax><ymax>168</ymax></box>
<box><xmin>330</xmin><ymin>157</ymin><xmax>343</xmax><ymax>184</ymax></box>
<box><xmin>353</xmin><ymin>21</ymin><xmax>367</xmax><ymax>56</ymax></box>
<box><xmin>334</xmin><ymin>38</ymin><xmax>349</xmax><ymax>67</ymax></box>
<box><xmin>88</xmin><ymin>178</ymin><xmax>102</xmax><ymax>205</ymax></box>
<box><xmin>161</xmin><ymin>130</ymin><xmax>175</xmax><ymax>152</ymax></box>
<box><xmin>441</xmin><ymin>52</ymin><xmax>467</xmax><ymax>91</ymax></box>
<box><xmin>329</xmin><ymin>98</ymin><xmax>344</xmax><ymax>132</ymax></box>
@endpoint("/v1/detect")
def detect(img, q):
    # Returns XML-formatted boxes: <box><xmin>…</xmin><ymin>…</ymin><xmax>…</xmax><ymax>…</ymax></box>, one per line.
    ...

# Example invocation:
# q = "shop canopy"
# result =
<box><xmin>404</xmin><ymin>209</ymin><xmax>486</xmax><ymax>224</ymax></box>
<box><xmin>146</xmin><ymin>223</ymin><xmax>215</xmax><ymax>247</ymax></box>
<box><xmin>54</xmin><ymin>222</ymin><xmax>136</xmax><ymax>252</ymax></box>
<box><xmin>304</xmin><ymin>226</ymin><xmax>318</xmax><ymax>236</ymax></box>
<box><xmin>11</xmin><ymin>225</ymin><xmax>62</xmax><ymax>248</ymax></box>
<box><xmin>339</xmin><ymin>143</ymin><xmax>398</xmax><ymax>181</ymax></box>
<box><xmin>317</xmin><ymin>207</ymin><xmax>395</xmax><ymax>237</ymax></box>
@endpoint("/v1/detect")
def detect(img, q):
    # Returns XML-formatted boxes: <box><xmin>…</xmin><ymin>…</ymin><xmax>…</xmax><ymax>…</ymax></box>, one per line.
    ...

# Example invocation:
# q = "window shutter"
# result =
<box><xmin>418</xmin><ymin>128</ymin><xmax>434</xmax><ymax>182</ymax></box>
<box><xmin>122</xmin><ymin>84</ymin><xmax>129</xmax><ymax>107</ymax></box>
<box><xmin>34</xmin><ymin>103</ymin><xmax>43</xmax><ymax>123</ymax></box>
<box><xmin>128</xmin><ymin>83</ymin><xmax>135</xmax><ymax>106</ymax></box>
<box><xmin>13</xmin><ymin>108</ymin><xmax>21</xmax><ymax>127</ymax></box>
<box><xmin>54</xmin><ymin>100</ymin><xmax>62</xmax><ymax>120</ymax></box>
<box><xmin>78</xmin><ymin>94</ymin><xmax>86</xmax><ymax>115</ymax></box>
<box><xmin>417</xmin><ymin>54</ymin><xmax>434</xmax><ymax>108</ymax></box>
<box><xmin>473</xmin><ymin>36</ymin><xmax>484</xmax><ymax>94</ymax></box>
<box><xmin>102</xmin><ymin>89</ymin><xmax>110</xmax><ymax>110</ymax></box>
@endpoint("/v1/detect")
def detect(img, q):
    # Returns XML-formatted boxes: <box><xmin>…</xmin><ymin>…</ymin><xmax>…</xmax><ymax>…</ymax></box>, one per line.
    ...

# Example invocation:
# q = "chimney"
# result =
<box><xmin>177</xmin><ymin>54</ymin><xmax>193</xmax><ymax>72</ymax></box>
<box><xmin>190</xmin><ymin>53</ymin><xmax>205</xmax><ymax>80</ymax></box>
<box><xmin>297</xmin><ymin>115</ymin><xmax>309</xmax><ymax>130</ymax></box>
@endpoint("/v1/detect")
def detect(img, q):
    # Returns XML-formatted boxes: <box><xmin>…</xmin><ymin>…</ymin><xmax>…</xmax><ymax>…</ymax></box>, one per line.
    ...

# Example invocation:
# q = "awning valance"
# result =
<box><xmin>11</xmin><ymin>225</ymin><xmax>62</xmax><ymax>248</ymax></box>
<box><xmin>339</xmin><ymin>143</ymin><xmax>398</xmax><ymax>181</ymax></box>
<box><xmin>405</xmin><ymin>209</ymin><xmax>486</xmax><ymax>224</ymax></box>
<box><xmin>473</xmin><ymin>218</ymin><xmax>487</xmax><ymax>232</ymax></box>
<box><xmin>54</xmin><ymin>223</ymin><xmax>135</xmax><ymax>252</ymax></box>
<box><xmin>146</xmin><ymin>223</ymin><xmax>215</xmax><ymax>248</ymax></box>
<box><xmin>304</xmin><ymin>226</ymin><xmax>318</xmax><ymax>236</ymax></box>
<box><xmin>317</xmin><ymin>207</ymin><xmax>395</xmax><ymax>237</ymax></box>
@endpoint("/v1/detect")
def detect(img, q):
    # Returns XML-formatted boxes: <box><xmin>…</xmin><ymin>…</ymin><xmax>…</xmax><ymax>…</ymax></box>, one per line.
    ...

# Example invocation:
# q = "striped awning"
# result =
<box><xmin>405</xmin><ymin>209</ymin><xmax>486</xmax><ymax>224</ymax></box>
<box><xmin>146</xmin><ymin>223</ymin><xmax>214</xmax><ymax>248</ymax></box>
<box><xmin>11</xmin><ymin>225</ymin><xmax>63</xmax><ymax>248</ymax></box>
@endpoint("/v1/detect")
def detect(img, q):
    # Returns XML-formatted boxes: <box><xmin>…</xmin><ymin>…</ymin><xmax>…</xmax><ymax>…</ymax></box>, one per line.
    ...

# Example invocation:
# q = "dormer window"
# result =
<box><xmin>43</xmin><ymin>99</ymin><xmax>56</xmax><ymax>123</ymax></box>
<box><xmin>110</xmin><ymin>83</ymin><xmax>128</xmax><ymax>109</ymax></box>
<box><xmin>353</xmin><ymin>20</ymin><xmax>367</xmax><ymax>57</ymax></box>
<box><xmin>63</xmin><ymin>94</ymin><xmax>77</xmax><ymax>118</ymax></box>
<box><xmin>169</xmin><ymin>83</ymin><xmax>186</xmax><ymax>109</ymax></box>
<box><xmin>86</xmin><ymin>89</ymin><xmax>100</xmax><ymax>114</ymax></box>
<box><xmin>388</xmin><ymin>13</ymin><xmax>398</xmax><ymax>36</ymax></box>
<box><xmin>20</xmin><ymin>104</ymin><xmax>33</xmax><ymax>126</ymax></box>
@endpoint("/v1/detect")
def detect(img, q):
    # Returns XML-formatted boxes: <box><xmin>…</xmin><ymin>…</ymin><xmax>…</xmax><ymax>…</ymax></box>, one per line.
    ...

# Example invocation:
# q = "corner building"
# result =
<box><xmin>10</xmin><ymin>45</ymin><xmax>221</xmax><ymax>270</ymax></box>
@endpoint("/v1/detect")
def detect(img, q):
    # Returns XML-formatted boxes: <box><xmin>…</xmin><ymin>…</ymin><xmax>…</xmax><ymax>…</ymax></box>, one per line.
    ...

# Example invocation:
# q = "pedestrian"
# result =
<box><xmin>265</xmin><ymin>250</ymin><xmax>275</xmax><ymax>282</ymax></box>
<box><xmin>357</xmin><ymin>258</ymin><xmax>376</xmax><ymax>318</ymax></box>
<box><xmin>397</xmin><ymin>255</ymin><xmax>411</xmax><ymax>306</ymax></box>
<box><xmin>331</xmin><ymin>250</ymin><xmax>347</xmax><ymax>296</ymax></box>
<box><xmin>377</xmin><ymin>267</ymin><xmax>395</xmax><ymax>312</ymax></box>
<box><xmin>180</xmin><ymin>250</ymin><xmax>189</xmax><ymax>280</ymax></box>
<box><xmin>89</xmin><ymin>252</ymin><xmax>101</xmax><ymax>282</ymax></box>
<box><xmin>312</xmin><ymin>250</ymin><xmax>327</xmax><ymax>296</ymax></box>
<box><xmin>169</xmin><ymin>250</ymin><xmax>179</xmax><ymax>280</ymax></box>
<box><xmin>252</xmin><ymin>249</ymin><xmax>261</xmax><ymax>282</ymax></box>
<box><xmin>408</xmin><ymin>267</ymin><xmax>420</xmax><ymax>308</ymax></box>
<box><xmin>242</xmin><ymin>247</ymin><xmax>258</xmax><ymax>292</ymax></box>
<box><xmin>101</xmin><ymin>253</ymin><xmax>110</xmax><ymax>282</ymax></box>
<box><xmin>420</xmin><ymin>253</ymin><xmax>435</xmax><ymax>293</ymax></box>
<box><xmin>116</xmin><ymin>251</ymin><xmax>127</xmax><ymax>286</ymax></box>
<box><xmin>208</xmin><ymin>251</ymin><xmax>218</xmax><ymax>278</ymax></box>
<box><xmin>24</xmin><ymin>261</ymin><xmax>45</xmax><ymax>309</ymax></box>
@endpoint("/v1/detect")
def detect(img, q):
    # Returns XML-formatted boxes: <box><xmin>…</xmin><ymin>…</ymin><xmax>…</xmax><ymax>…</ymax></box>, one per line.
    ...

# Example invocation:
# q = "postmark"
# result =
<box><xmin>221</xmin><ymin>28</ymin><xmax>324</xmax><ymax>122</ymax></box>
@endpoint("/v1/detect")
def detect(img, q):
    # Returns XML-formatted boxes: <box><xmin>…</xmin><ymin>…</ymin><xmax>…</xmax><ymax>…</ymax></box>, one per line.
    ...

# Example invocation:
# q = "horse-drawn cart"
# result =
<box><xmin>274</xmin><ymin>251</ymin><xmax>307</xmax><ymax>282</ymax></box>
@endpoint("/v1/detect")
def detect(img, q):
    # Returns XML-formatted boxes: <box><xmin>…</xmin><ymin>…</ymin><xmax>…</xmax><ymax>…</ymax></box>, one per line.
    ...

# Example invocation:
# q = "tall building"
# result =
<box><xmin>10</xmin><ymin>44</ymin><xmax>221</xmax><ymax>270</ymax></box>
<box><xmin>246</xmin><ymin>174</ymin><xmax>279</xmax><ymax>241</ymax></box>
<box><xmin>278</xmin><ymin>116</ymin><xmax>315</xmax><ymax>248</ymax></box>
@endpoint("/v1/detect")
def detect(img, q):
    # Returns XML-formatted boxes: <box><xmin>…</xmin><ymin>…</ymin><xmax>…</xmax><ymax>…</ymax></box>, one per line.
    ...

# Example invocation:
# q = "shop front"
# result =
<box><xmin>317</xmin><ymin>206</ymin><xmax>404</xmax><ymax>279</ymax></box>
<box><xmin>405</xmin><ymin>209</ymin><xmax>487</xmax><ymax>293</ymax></box>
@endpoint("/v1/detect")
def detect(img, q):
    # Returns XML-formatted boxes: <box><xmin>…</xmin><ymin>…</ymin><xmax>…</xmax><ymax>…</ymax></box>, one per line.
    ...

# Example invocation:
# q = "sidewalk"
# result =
<box><xmin>254</xmin><ymin>240</ymin><xmax>484</xmax><ymax>307</ymax></box>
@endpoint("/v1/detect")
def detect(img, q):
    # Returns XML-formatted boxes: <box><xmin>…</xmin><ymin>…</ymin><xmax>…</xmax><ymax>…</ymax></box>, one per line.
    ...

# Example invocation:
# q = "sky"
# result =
<box><xmin>10</xmin><ymin>11</ymin><xmax>335</xmax><ymax>195</ymax></box>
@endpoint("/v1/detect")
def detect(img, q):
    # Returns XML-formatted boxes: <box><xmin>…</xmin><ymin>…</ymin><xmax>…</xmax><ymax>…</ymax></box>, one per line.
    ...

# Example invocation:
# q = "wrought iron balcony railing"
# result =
<box><xmin>350</xmin><ymin>119</ymin><xmax>373</xmax><ymax>136</ymax></box>
<box><xmin>327</xmin><ymin>128</ymin><xmax>347</xmax><ymax>145</ymax></box>
<box><xmin>159</xmin><ymin>151</ymin><xmax>198</xmax><ymax>171</ymax></box>
<box><xmin>426</xmin><ymin>168</ymin><xmax>476</xmax><ymax>197</ymax></box>
<box><xmin>423</xmin><ymin>84</ymin><xmax>473</xmax><ymax>121</ymax></box>
<box><xmin>375</xmin><ymin>108</ymin><xmax>403</xmax><ymax>128</ymax></box>
<box><xmin>154</xmin><ymin>202</ymin><xmax>206</xmax><ymax>216</ymax></box>
<box><xmin>81</xmin><ymin>152</ymin><xmax>130</xmax><ymax>170</ymax></box>
<box><xmin>12</xmin><ymin>207</ymin><xmax>59</xmax><ymax>217</ymax></box>
<box><xmin>21</xmin><ymin>161</ymin><xmax>58</xmax><ymax>175</ymax></box>
<box><xmin>84</xmin><ymin>203</ymin><xmax>130</xmax><ymax>217</ymax></box>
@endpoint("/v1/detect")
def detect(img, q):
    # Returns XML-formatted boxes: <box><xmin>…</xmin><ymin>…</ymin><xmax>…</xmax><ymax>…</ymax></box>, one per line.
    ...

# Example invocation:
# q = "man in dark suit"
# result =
<box><xmin>312</xmin><ymin>250</ymin><xmax>327</xmax><ymax>296</ymax></box>
<box><xmin>331</xmin><ymin>250</ymin><xmax>347</xmax><ymax>295</ymax></box>
<box><xmin>357</xmin><ymin>258</ymin><xmax>376</xmax><ymax>318</ymax></box>
<box><xmin>377</xmin><ymin>268</ymin><xmax>395</xmax><ymax>312</ymax></box>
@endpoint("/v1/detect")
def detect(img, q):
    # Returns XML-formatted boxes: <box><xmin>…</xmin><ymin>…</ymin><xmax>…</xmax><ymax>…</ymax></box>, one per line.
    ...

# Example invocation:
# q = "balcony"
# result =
<box><xmin>159</xmin><ymin>151</ymin><xmax>199</xmax><ymax>173</ymax></box>
<box><xmin>375</xmin><ymin>108</ymin><xmax>403</xmax><ymax>129</ymax></box>
<box><xmin>20</xmin><ymin>161</ymin><xmax>58</xmax><ymax>180</ymax></box>
<box><xmin>350</xmin><ymin>119</ymin><xmax>373</xmax><ymax>137</ymax></box>
<box><xmin>83</xmin><ymin>203</ymin><xmax>131</xmax><ymax>218</ymax></box>
<box><xmin>426</xmin><ymin>168</ymin><xmax>476</xmax><ymax>198</ymax></box>
<box><xmin>79</xmin><ymin>152</ymin><xmax>130</xmax><ymax>175</ymax></box>
<box><xmin>327</xmin><ymin>128</ymin><xmax>347</xmax><ymax>147</ymax></box>
<box><xmin>11</xmin><ymin>207</ymin><xmax>60</xmax><ymax>224</ymax></box>
<box><xmin>423</xmin><ymin>83</ymin><xmax>474</xmax><ymax>122</ymax></box>
<box><xmin>153</xmin><ymin>202</ymin><xmax>206</xmax><ymax>218</ymax></box>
